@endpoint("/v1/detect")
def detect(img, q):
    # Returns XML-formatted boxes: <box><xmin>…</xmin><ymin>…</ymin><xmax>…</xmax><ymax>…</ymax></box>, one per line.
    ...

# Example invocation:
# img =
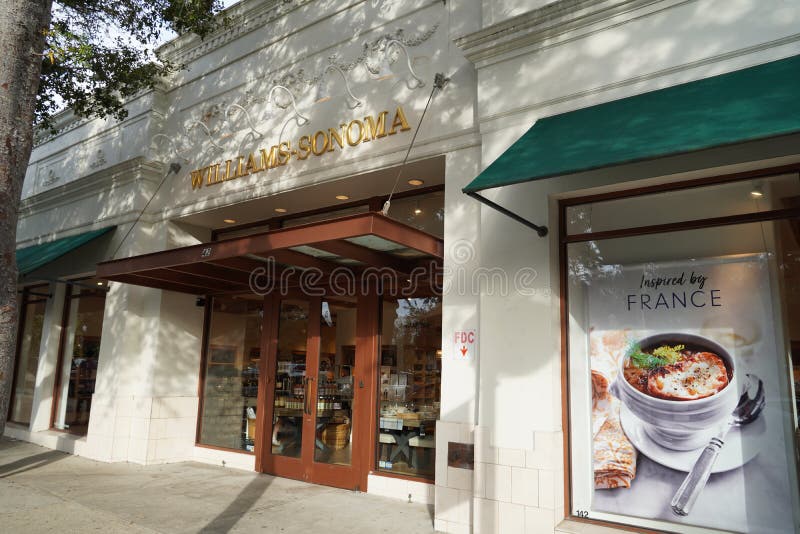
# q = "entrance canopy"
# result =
<box><xmin>96</xmin><ymin>213</ymin><xmax>443</xmax><ymax>295</ymax></box>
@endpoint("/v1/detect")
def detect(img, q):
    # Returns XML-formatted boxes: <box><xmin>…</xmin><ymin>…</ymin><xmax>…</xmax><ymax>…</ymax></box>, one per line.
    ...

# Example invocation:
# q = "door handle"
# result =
<box><xmin>303</xmin><ymin>378</ymin><xmax>309</xmax><ymax>415</ymax></box>
<box><xmin>304</xmin><ymin>376</ymin><xmax>314</xmax><ymax>415</ymax></box>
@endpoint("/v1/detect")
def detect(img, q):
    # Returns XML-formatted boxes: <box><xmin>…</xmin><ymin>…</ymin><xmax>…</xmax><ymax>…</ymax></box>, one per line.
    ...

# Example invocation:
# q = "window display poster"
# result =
<box><xmin>584</xmin><ymin>254</ymin><xmax>799</xmax><ymax>533</ymax></box>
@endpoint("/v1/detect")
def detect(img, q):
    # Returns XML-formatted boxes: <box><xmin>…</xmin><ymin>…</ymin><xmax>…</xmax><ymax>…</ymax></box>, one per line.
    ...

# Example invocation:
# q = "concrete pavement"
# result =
<box><xmin>0</xmin><ymin>437</ymin><xmax>436</xmax><ymax>533</ymax></box>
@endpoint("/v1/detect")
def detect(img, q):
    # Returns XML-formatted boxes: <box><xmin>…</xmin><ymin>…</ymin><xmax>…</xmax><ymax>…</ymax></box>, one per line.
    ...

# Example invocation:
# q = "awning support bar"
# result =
<box><xmin>466</xmin><ymin>192</ymin><xmax>548</xmax><ymax>237</ymax></box>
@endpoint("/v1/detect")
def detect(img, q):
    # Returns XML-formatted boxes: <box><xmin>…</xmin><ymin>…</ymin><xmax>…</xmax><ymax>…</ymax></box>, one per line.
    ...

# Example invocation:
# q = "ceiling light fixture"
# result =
<box><xmin>407</xmin><ymin>179</ymin><xmax>424</xmax><ymax>186</ymax></box>
<box><xmin>96</xmin><ymin>281</ymin><xmax>104</xmax><ymax>286</ymax></box>
<box><xmin>223</xmin><ymin>218</ymin><xmax>237</xmax><ymax>224</ymax></box>
<box><xmin>274</xmin><ymin>208</ymin><xmax>287</xmax><ymax>213</ymax></box>
<box><xmin>750</xmin><ymin>186</ymin><xmax>764</xmax><ymax>198</ymax></box>
<box><xmin>335</xmin><ymin>195</ymin><xmax>350</xmax><ymax>200</ymax></box>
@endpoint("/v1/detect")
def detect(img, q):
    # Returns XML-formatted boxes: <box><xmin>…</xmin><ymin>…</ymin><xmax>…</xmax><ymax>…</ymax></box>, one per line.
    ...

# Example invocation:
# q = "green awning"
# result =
<box><xmin>464</xmin><ymin>54</ymin><xmax>800</xmax><ymax>193</ymax></box>
<box><xmin>17</xmin><ymin>227</ymin><xmax>115</xmax><ymax>275</ymax></box>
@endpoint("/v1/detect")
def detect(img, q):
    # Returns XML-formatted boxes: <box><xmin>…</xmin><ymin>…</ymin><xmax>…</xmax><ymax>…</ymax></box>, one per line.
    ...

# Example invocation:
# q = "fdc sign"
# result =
<box><xmin>453</xmin><ymin>330</ymin><xmax>476</xmax><ymax>361</ymax></box>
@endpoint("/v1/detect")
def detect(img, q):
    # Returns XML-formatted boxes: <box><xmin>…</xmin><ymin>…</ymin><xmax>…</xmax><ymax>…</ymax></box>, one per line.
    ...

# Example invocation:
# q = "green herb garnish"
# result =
<box><xmin>628</xmin><ymin>343</ymin><xmax>686</xmax><ymax>369</ymax></box>
<box><xmin>651</xmin><ymin>344</ymin><xmax>684</xmax><ymax>364</ymax></box>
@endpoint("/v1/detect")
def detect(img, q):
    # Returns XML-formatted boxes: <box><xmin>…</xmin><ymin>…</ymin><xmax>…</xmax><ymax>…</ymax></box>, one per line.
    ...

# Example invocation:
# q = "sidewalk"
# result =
<box><xmin>0</xmin><ymin>437</ymin><xmax>436</xmax><ymax>533</ymax></box>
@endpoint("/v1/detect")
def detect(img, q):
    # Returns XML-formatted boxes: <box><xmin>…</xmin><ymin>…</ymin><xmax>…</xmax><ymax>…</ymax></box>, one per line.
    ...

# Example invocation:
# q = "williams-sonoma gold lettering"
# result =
<box><xmin>190</xmin><ymin>107</ymin><xmax>411</xmax><ymax>190</ymax></box>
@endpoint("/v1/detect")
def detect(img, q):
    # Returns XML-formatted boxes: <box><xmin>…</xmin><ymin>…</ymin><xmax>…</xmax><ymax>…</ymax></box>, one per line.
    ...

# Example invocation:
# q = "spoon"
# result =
<box><xmin>670</xmin><ymin>374</ymin><xmax>765</xmax><ymax>516</ymax></box>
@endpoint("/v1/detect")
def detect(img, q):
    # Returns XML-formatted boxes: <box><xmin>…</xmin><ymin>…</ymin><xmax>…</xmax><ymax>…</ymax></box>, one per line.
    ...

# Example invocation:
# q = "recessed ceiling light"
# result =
<box><xmin>96</xmin><ymin>281</ymin><xmax>104</xmax><ymax>286</ymax></box>
<box><xmin>223</xmin><ymin>218</ymin><xmax>237</xmax><ymax>224</ymax></box>
<box><xmin>749</xmin><ymin>187</ymin><xmax>763</xmax><ymax>198</ymax></box>
<box><xmin>335</xmin><ymin>195</ymin><xmax>350</xmax><ymax>200</ymax></box>
<box><xmin>407</xmin><ymin>179</ymin><xmax>424</xmax><ymax>186</ymax></box>
<box><xmin>414</xmin><ymin>208</ymin><xmax>422</xmax><ymax>215</ymax></box>
<box><xmin>274</xmin><ymin>208</ymin><xmax>287</xmax><ymax>213</ymax></box>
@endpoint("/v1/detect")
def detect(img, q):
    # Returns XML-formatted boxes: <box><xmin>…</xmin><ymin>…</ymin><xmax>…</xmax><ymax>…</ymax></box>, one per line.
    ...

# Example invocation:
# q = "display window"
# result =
<box><xmin>384</xmin><ymin>190</ymin><xmax>444</xmax><ymax>238</ymax></box>
<box><xmin>52</xmin><ymin>278</ymin><xmax>108</xmax><ymax>435</ymax></box>
<box><xmin>562</xmin><ymin>169</ymin><xmax>800</xmax><ymax>533</ymax></box>
<box><xmin>377</xmin><ymin>297</ymin><xmax>442</xmax><ymax>479</ymax></box>
<box><xmin>8</xmin><ymin>284</ymin><xmax>48</xmax><ymax>425</ymax></box>
<box><xmin>197</xmin><ymin>295</ymin><xmax>262</xmax><ymax>452</ymax></box>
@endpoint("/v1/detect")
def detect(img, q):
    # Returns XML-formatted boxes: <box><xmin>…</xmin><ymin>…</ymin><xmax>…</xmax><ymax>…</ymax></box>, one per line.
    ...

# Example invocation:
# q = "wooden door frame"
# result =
<box><xmin>355</xmin><ymin>292</ymin><xmax>380</xmax><ymax>492</ymax></box>
<box><xmin>255</xmin><ymin>292</ymin><xmax>278</xmax><ymax>473</ymax></box>
<box><xmin>257</xmin><ymin>292</ymin><xmax>380</xmax><ymax>491</ymax></box>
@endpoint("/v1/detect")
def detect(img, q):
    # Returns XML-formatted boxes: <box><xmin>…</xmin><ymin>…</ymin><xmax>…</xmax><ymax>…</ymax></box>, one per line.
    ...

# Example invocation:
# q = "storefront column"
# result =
<box><xmin>29</xmin><ymin>281</ymin><xmax>66</xmax><ymax>432</ymax></box>
<box><xmin>471</xmin><ymin>130</ymin><xmax>565</xmax><ymax>534</ymax></box>
<box><xmin>83</xmin><ymin>222</ymin><xmax>206</xmax><ymax>464</ymax></box>
<box><xmin>435</xmin><ymin>145</ymin><xmax>482</xmax><ymax>533</ymax></box>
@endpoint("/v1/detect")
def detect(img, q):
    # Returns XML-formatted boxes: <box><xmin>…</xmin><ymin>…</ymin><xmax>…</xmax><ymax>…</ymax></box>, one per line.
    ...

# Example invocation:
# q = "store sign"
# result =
<box><xmin>453</xmin><ymin>329</ymin><xmax>476</xmax><ymax>361</ymax></box>
<box><xmin>581</xmin><ymin>255</ymin><xmax>797</xmax><ymax>533</ymax></box>
<box><xmin>189</xmin><ymin>106</ymin><xmax>411</xmax><ymax>190</ymax></box>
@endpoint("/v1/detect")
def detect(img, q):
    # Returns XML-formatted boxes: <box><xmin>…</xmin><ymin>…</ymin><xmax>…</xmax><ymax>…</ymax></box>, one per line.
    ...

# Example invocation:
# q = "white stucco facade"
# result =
<box><xmin>7</xmin><ymin>1</ymin><xmax>800</xmax><ymax>533</ymax></box>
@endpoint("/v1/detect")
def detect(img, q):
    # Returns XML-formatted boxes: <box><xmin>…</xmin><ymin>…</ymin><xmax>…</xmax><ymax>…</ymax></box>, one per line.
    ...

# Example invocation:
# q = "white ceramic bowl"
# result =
<box><xmin>610</xmin><ymin>333</ymin><xmax>738</xmax><ymax>451</ymax></box>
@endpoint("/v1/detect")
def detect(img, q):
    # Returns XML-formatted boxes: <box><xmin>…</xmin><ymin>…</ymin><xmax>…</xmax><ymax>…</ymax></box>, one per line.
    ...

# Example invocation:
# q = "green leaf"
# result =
<box><xmin>627</xmin><ymin>343</ymin><xmax>686</xmax><ymax>369</ymax></box>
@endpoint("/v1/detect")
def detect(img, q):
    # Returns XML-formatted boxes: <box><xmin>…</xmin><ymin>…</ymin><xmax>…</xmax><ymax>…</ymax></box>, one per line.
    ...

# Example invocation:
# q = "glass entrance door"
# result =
<box><xmin>313</xmin><ymin>299</ymin><xmax>357</xmax><ymax>467</ymax></box>
<box><xmin>270</xmin><ymin>298</ymin><xmax>310</xmax><ymax>461</ymax></box>
<box><xmin>262</xmin><ymin>295</ymin><xmax>371</xmax><ymax>490</ymax></box>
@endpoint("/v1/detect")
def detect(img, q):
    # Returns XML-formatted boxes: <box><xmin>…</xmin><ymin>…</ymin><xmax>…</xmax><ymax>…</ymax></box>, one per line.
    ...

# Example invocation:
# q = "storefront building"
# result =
<box><xmin>6</xmin><ymin>1</ymin><xmax>800</xmax><ymax>533</ymax></box>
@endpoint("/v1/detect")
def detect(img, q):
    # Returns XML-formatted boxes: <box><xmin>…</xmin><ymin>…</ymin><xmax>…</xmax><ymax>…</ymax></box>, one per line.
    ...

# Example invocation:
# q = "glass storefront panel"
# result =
<box><xmin>271</xmin><ymin>299</ymin><xmax>309</xmax><ymax>458</ymax></box>
<box><xmin>385</xmin><ymin>191</ymin><xmax>444</xmax><ymax>238</ymax></box>
<box><xmin>281</xmin><ymin>205</ymin><xmax>369</xmax><ymax>229</ymax></box>
<box><xmin>565</xmin><ymin>199</ymin><xmax>800</xmax><ymax>531</ymax></box>
<box><xmin>9</xmin><ymin>285</ymin><xmax>48</xmax><ymax>425</ymax></box>
<box><xmin>53</xmin><ymin>279</ymin><xmax>107</xmax><ymax>435</ymax></box>
<box><xmin>565</xmin><ymin>172</ymin><xmax>800</xmax><ymax>236</ymax></box>
<box><xmin>314</xmin><ymin>298</ymin><xmax>357</xmax><ymax>465</ymax></box>
<box><xmin>198</xmin><ymin>296</ymin><xmax>262</xmax><ymax>452</ymax></box>
<box><xmin>377</xmin><ymin>297</ymin><xmax>441</xmax><ymax>479</ymax></box>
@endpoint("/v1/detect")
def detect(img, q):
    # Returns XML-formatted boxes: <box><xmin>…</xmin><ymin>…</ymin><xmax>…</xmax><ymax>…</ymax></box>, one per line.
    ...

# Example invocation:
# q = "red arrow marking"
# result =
<box><xmin>460</xmin><ymin>345</ymin><xmax>468</xmax><ymax>356</ymax></box>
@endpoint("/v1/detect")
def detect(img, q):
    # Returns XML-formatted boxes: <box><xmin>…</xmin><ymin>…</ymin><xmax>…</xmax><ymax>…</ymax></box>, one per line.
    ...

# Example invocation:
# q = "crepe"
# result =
<box><xmin>590</xmin><ymin>329</ymin><xmax>637</xmax><ymax>489</ymax></box>
<box><xmin>593</xmin><ymin>405</ymin><xmax>637</xmax><ymax>489</ymax></box>
<box><xmin>589</xmin><ymin>329</ymin><xmax>628</xmax><ymax>437</ymax></box>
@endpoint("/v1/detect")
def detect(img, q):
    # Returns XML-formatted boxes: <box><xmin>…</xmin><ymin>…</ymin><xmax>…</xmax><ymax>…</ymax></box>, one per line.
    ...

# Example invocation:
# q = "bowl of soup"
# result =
<box><xmin>610</xmin><ymin>333</ymin><xmax>738</xmax><ymax>451</ymax></box>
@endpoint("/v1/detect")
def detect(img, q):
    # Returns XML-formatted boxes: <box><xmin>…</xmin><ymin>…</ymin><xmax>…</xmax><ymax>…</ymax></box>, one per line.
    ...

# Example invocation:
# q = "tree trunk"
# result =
<box><xmin>0</xmin><ymin>0</ymin><xmax>52</xmax><ymax>437</ymax></box>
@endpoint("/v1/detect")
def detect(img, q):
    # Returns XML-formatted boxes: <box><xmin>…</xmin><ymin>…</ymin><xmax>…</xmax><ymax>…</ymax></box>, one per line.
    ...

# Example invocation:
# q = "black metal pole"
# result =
<box><xmin>466</xmin><ymin>191</ymin><xmax>548</xmax><ymax>237</ymax></box>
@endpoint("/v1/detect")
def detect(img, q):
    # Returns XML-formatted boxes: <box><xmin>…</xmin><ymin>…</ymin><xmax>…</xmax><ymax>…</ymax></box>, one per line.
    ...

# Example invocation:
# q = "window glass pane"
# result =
<box><xmin>198</xmin><ymin>296</ymin><xmax>262</xmax><ymax>452</ymax></box>
<box><xmin>385</xmin><ymin>191</ymin><xmax>444</xmax><ymax>238</ymax></box>
<box><xmin>271</xmin><ymin>299</ymin><xmax>309</xmax><ymax>458</ymax></box>
<box><xmin>314</xmin><ymin>298</ymin><xmax>357</xmax><ymax>465</ymax></box>
<box><xmin>10</xmin><ymin>285</ymin><xmax>48</xmax><ymax>424</ymax></box>
<box><xmin>377</xmin><ymin>297</ymin><xmax>441</xmax><ymax>479</ymax></box>
<box><xmin>281</xmin><ymin>205</ymin><xmax>369</xmax><ymax>229</ymax></box>
<box><xmin>566</xmin><ymin>173</ymin><xmax>800</xmax><ymax>235</ymax></box>
<box><xmin>215</xmin><ymin>223</ymin><xmax>271</xmax><ymax>240</ymax></box>
<box><xmin>566</xmin><ymin>220</ymin><xmax>800</xmax><ymax>532</ymax></box>
<box><xmin>53</xmin><ymin>278</ymin><xmax>107</xmax><ymax>435</ymax></box>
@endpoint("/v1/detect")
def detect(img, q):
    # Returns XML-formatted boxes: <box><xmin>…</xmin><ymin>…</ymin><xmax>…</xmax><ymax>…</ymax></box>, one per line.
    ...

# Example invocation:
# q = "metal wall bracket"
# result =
<box><xmin>466</xmin><ymin>191</ymin><xmax>548</xmax><ymax>237</ymax></box>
